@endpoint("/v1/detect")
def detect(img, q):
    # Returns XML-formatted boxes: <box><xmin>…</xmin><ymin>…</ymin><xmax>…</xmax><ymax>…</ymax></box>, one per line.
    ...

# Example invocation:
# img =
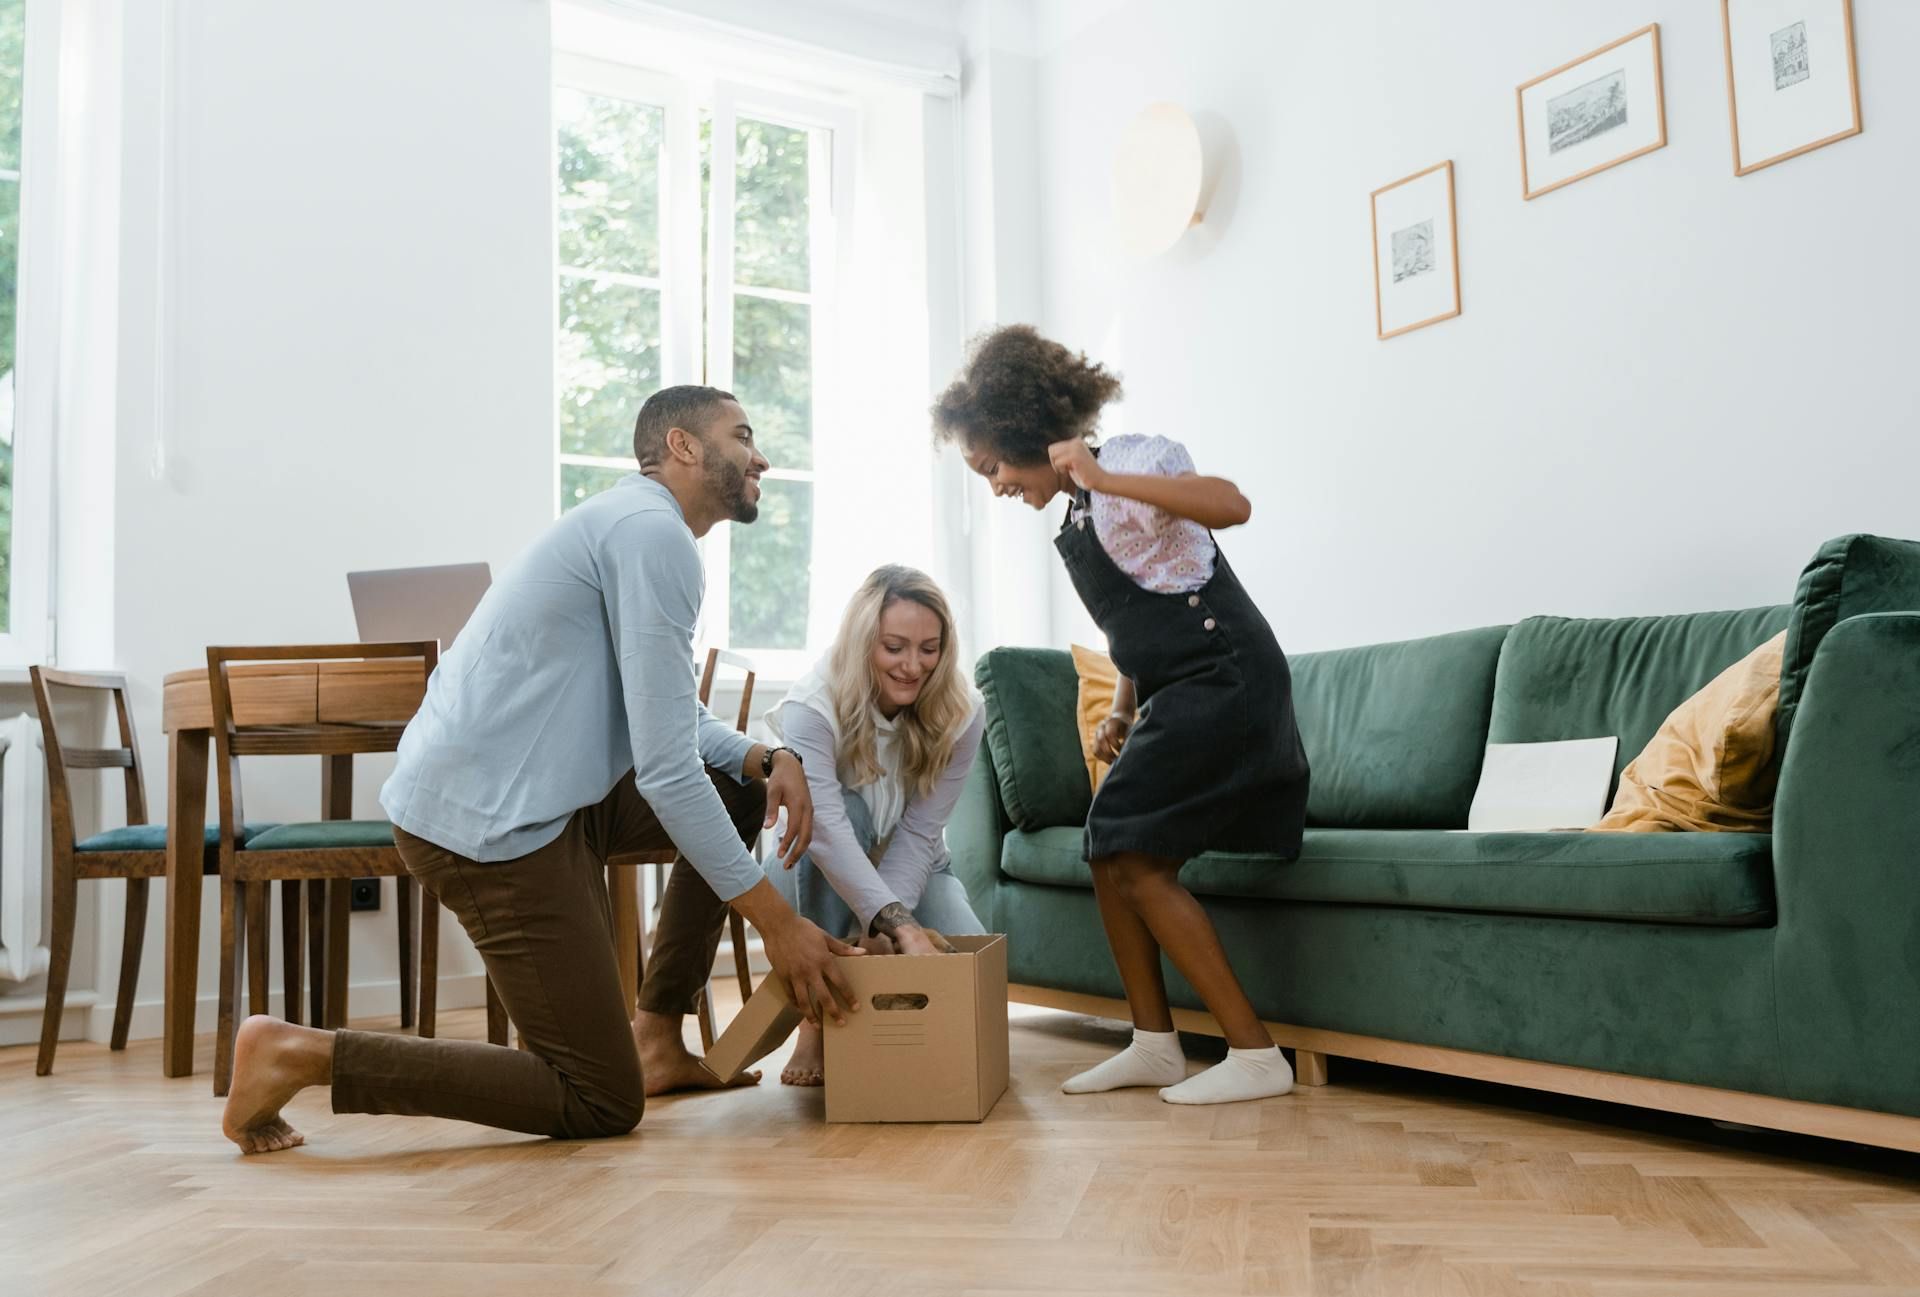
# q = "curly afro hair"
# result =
<box><xmin>931</xmin><ymin>325</ymin><xmax>1123</xmax><ymax>467</ymax></box>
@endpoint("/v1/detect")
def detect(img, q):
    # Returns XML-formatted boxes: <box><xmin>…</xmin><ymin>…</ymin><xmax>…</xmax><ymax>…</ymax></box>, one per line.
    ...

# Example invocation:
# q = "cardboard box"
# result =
<box><xmin>701</xmin><ymin>934</ymin><xmax>1009</xmax><ymax>1124</ymax></box>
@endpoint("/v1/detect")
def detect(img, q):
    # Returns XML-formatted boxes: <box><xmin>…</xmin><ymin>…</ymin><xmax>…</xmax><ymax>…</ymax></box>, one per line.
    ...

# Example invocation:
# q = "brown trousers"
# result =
<box><xmin>330</xmin><ymin>769</ymin><xmax>764</xmax><ymax>1138</ymax></box>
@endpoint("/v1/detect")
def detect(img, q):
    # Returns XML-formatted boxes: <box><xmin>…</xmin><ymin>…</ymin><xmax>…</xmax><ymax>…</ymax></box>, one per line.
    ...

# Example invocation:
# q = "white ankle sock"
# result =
<box><xmin>1061</xmin><ymin>1028</ymin><xmax>1187</xmax><ymax>1094</ymax></box>
<box><xmin>1158</xmin><ymin>1045</ymin><xmax>1294</xmax><ymax>1105</ymax></box>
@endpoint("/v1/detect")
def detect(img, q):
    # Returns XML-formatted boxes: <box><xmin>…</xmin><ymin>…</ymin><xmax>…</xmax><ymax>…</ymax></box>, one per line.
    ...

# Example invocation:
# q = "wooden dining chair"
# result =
<box><xmin>206</xmin><ymin>641</ymin><xmax>445</xmax><ymax>1096</ymax></box>
<box><xmin>28</xmin><ymin>668</ymin><xmax>270</xmax><ymax>1075</ymax></box>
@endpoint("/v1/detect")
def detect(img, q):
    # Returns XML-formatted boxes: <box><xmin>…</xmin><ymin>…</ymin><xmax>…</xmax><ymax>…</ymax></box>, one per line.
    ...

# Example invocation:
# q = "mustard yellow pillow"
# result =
<box><xmin>1070</xmin><ymin>644</ymin><xmax>1118</xmax><ymax>793</ymax></box>
<box><xmin>1592</xmin><ymin>631</ymin><xmax>1786</xmax><ymax>833</ymax></box>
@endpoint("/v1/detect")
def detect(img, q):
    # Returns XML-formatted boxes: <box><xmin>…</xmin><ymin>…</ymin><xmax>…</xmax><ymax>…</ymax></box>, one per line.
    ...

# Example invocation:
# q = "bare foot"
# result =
<box><xmin>222</xmin><ymin>1016</ymin><xmax>332</xmax><ymax>1154</ymax></box>
<box><xmin>633</xmin><ymin>1010</ymin><xmax>761</xmax><ymax>1097</ymax></box>
<box><xmin>781</xmin><ymin>1020</ymin><xmax>824</xmax><ymax>1087</ymax></box>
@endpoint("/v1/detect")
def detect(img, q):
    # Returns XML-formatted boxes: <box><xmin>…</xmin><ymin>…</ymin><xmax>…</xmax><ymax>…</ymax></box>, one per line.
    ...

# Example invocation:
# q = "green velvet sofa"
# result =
<box><xmin>951</xmin><ymin>534</ymin><xmax>1920</xmax><ymax>1151</ymax></box>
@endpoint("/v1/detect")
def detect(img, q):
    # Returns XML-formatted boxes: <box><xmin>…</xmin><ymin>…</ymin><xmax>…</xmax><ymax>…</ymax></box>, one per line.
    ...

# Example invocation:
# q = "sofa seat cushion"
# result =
<box><xmin>245</xmin><ymin>820</ymin><xmax>397</xmax><ymax>851</ymax></box>
<box><xmin>78</xmin><ymin>822</ymin><xmax>275</xmax><ymax>853</ymax></box>
<box><xmin>1000</xmin><ymin>826</ymin><xmax>1774</xmax><ymax>926</ymax></box>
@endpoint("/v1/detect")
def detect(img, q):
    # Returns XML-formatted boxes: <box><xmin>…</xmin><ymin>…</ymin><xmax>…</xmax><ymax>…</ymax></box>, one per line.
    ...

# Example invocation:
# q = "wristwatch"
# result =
<box><xmin>761</xmin><ymin>745</ymin><xmax>802</xmax><ymax>777</ymax></box>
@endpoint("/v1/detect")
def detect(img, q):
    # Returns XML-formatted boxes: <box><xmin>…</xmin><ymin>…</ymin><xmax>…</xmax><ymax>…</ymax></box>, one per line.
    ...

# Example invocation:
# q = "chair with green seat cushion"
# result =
<box><xmin>29</xmin><ymin>668</ymin><xmax>282</xmax><ymax>1076</ymax></box>
<box><xmin>205</xmin><ymin>641</ymin><xmax>447</xmax><ymax>1098</ymax></box>
<box><xmin>76</xmin><ymin>822</ymin><xmax>276</xmax><ymax>853</ymax></box>
<box><xmin>245</xmin><ymin>820</ymin><xmax>396</xmax><ymax>851</ymax></box>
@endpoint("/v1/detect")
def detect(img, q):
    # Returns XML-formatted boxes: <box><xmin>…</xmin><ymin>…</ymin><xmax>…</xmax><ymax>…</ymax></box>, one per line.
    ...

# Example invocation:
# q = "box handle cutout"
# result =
<box><xmin>871</xmin><ymin>993</ymin><xmax>929</xmax><ymax>1011</ymax></box>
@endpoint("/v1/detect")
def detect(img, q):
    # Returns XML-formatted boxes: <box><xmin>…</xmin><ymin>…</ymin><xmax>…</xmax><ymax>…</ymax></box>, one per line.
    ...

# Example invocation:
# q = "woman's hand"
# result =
<box><xmin>865</xmin><ymin>903</ymin><xmax>947</xmax><ymax>956</ymax></box>
<box><xmin>858</xmin><ymin>925</ymin><xmax>946</xmax><ymax>957</ymax></box>
<box><xmin>890</xmin><ymin>924</ymin><xmax>947</xmax><ymax>956</ymax></box>
<box><xmin>1093</xmin><ymin>711</ymin><xmax>1133</xmax><ymax>763</ymax></box>
<box><xmin>1047</xmin><ymin>438</ymin><xmax>1107</xmax><ymax>492</ymax></box>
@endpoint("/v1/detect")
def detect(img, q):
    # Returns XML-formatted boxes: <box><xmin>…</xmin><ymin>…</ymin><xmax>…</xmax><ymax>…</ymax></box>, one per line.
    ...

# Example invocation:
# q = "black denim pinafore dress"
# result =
<box><xmin>1057</xmin><ymin>486</ymin><xmax>1310</xmax><ymax>864</ymax></box>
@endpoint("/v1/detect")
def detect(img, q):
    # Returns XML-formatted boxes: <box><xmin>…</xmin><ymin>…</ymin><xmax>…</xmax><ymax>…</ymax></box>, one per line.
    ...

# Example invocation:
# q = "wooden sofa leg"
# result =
<box><xmin>1294</xmin><ymin>1049</ymin><xmax>1329</xmax><ymax>1087</ymax></box>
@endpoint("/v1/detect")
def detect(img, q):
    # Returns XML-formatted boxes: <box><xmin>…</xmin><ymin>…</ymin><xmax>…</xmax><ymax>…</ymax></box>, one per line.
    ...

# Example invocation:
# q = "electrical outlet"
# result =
<box><xmin>349</xmin><ymin>878</ymin><xmax>382</xmax><ymax>912</ymax></box>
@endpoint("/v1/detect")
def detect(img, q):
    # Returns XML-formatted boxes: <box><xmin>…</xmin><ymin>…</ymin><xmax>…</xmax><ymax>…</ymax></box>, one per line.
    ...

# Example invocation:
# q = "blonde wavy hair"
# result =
<box><xmin>826</xmin><ymin>566</ymin><xmax>972</xmax><ymax>800</ymax></box>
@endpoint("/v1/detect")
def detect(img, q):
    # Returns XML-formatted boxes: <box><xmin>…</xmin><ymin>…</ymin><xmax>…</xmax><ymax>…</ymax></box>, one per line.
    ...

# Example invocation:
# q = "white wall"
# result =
<box><xmin>937</xmin><ymin>0</ymin><xmax>1058</xmax><ymax>655</ymax></box>
<box><xmin>1027</xmin><ymin>0</ymin><xmax>1920</xmax><ymax>655</ymax></box>
<box><xmin>57</xmin><ymin>0</ymin><xmax>976</xmax><ymax>1044</ymax></box>
<box><xmin>93</xmin><ymin>0</ymin><xmax>556</xmax><ymax>1039</ymax></box>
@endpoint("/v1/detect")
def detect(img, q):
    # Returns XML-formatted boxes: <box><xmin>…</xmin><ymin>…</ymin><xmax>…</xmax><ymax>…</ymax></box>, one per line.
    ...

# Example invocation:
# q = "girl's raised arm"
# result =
<box><xmin>1049</xmin><ymin>439</ymin><xmax>1252</xmax><ymax>530</ymax></box>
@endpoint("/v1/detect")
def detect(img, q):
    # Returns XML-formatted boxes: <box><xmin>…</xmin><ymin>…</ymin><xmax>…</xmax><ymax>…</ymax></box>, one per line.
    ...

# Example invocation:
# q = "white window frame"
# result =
<box><xmin>551</xmin><ymin>57</ymin><xmax>854</xmax><ymax>681</ymax></box>
<box><xmin>0</xmin><ymin>0</ymin><xmax>60</xmax><ymax>665</ymax></box>
<box><xmin>700</xmin><ymin>80</ymin><xmax>851</xmax><ymax>678</ymax></box>
<box><xmin>551</xmin><ymin>58</ymin><xmax>701</xmax><ymax>494</ymax></box>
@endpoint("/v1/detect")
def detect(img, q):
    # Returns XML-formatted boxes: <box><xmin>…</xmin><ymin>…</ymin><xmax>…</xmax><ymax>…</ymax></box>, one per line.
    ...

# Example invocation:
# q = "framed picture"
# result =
<box><xmin>1722</xmin><ymin>0</ymin><xmax>1861</xmax><ymax>176</ymax></box>
<box><xmin>1516</xmin><ymin>24</ymin><xmax>1666</xmax><ymax>200</ymax></box>
<box><xmin>1370</xmin><ymin>160</ymin><xmax>1459</xmax><ymax>341</ymax></box>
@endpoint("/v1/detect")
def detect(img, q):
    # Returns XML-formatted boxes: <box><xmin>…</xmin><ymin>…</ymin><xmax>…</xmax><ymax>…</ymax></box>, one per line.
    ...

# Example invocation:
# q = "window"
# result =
<box><xmin>553</xmin><ymin>59</ymin><xmax>847</xmax><ymax>666</ymax></box>
<box><xmin>554</xmin><ymin>85</ymin><xmax>666</xmax><ymax>510</ymax></box>
<box><xmin>0</xmin><ymin>1</ymin><xmax>24</xmax><ymax>640</ymax></box>
<box><xmin>0</xmin><ymin>0</ymin><xmax>51</xmax><ymax>666</ymax></box>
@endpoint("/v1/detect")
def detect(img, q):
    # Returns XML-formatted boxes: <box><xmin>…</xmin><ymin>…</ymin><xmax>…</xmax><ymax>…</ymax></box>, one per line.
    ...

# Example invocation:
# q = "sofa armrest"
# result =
<box><xmin>1772</xmin><ymin>612</ymin><xmax>1920</xmax><ymax>1114</ymax></box>
<box><xmin>948</xmin><ymin>731</ymin><xmax>1012</xmax><ymax>932</ymax></box>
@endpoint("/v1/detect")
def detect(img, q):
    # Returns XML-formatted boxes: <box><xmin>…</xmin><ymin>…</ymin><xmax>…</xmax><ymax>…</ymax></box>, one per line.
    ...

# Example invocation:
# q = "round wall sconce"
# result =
<box><xmin>1112</xmin><ymin>101</ymin><xmax>1205</xmax><ymax>257</ymax></box>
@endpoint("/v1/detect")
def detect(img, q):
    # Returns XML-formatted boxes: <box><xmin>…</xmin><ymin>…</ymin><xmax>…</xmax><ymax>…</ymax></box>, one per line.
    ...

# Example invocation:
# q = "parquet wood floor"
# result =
<box><xmin>4</xmin><ymin>994</ymin><xmax>1917</xmax><ymax>1296</ymax></box>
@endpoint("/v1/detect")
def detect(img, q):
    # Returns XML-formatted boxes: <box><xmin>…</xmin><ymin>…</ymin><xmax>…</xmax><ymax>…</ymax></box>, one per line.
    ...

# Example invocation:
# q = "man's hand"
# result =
<box><xmin>731</xmin><ymin>879</ymin><xmax>861</xmax><ymax>1027</ymax></box>
<box><xmin>761</xmin><ymin>911</ymin><xmax>862</xmax><ymax>1026</ymax></box>
<box><xmin>762</xmin><ymin>749</ymin><xmax>813</xmax><ymax>868</ymax></box>
<box><xmin>1093</xmin><ymin>711</ymin><xmax>1133</xmax><ymax>763</ymax></box>
<box><xmin>1047</xmin><ymin>438</ymin><xmax>1108</xmax><ymax>492</ymax></box>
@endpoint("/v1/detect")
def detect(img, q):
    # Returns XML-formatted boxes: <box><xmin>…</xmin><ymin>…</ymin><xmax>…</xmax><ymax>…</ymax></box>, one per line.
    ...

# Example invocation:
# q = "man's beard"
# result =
<box><xmin>704</xmin><ymin>451</ymin><xmax>758</xmax><ymax>524</ymax></box>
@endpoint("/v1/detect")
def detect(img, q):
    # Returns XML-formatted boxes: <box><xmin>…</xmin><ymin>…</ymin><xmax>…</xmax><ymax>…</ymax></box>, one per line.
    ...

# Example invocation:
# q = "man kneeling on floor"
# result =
<box><xmin>222</xmin><ymin>386</ymin><xmax>862</xmax><ymax>1154</ymax></box>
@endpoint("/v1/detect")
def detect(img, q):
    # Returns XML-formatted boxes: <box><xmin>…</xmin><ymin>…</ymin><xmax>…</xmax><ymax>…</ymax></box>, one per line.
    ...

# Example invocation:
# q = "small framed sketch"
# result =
<box><xmin>1516</xmin><ymin>24</ymin><xmax>1666</xmax><ymax>200</ymax></box>
<box><xmin>1722</xmin><ymin>0</ymin><xmax>1861</xmax><ymax>176</ymax></box>
<box><xmin>1370</xmin><ymin>160</ymin><xmax>1459</xmax><ymax>341</ymax></box>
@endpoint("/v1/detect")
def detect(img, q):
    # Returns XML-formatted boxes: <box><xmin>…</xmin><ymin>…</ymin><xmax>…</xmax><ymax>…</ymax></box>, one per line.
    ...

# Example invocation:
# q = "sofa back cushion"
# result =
<box><xmin>1489</xmin><ymin>606</ymin><xmax>1789</xmax><ymax>801</ymax></box>
<box><xmin>974</xmin><ymin>648</ymin><xmax>1091</xmax><ymax>831</ymax></box>
<box><xmin>1292</xmin><ymin>625</ymin><xmax>1509</xmax><ymax>829</ymax></box>
<box><xmin>1778</xmin><ymin>534</ymin><xmax>1920</xmax><ymax>751</ymax></box>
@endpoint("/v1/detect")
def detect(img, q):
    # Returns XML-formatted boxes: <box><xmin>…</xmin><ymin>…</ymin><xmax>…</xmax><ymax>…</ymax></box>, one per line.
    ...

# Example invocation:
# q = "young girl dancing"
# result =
<box><xmin>933</xmin><ymin>325</ymin><xmax>1311</xmax><ymax>1105</ymax></box>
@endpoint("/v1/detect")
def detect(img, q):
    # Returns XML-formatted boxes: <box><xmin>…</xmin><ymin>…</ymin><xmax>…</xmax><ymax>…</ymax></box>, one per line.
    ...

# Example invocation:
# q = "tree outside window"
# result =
<box><xmin>555</xmin><ymin>75</ymin><xmax>828</xmax><ymax>656</ymax></box>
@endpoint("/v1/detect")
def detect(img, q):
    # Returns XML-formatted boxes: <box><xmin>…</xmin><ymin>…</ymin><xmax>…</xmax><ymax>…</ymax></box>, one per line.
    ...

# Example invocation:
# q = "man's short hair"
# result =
<box><xmin>633</xmin><ymin>385</ymin><xmax>738</xmax><ymax>470</ymax></box>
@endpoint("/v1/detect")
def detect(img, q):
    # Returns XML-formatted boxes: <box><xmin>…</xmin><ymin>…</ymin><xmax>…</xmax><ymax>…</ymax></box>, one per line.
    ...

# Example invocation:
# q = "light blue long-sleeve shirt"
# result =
<box><xmin>380</xmin><ymin>475</ymin><xmax>760</xmax><ymax>899</ymax></box>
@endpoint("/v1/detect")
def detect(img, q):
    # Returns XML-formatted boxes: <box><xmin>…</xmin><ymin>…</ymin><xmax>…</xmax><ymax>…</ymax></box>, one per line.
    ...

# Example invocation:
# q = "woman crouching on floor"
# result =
<box><xmin>765</xmin><ymin>565</ymin><xmax>988</xmax><ymax>1085</ymax></box>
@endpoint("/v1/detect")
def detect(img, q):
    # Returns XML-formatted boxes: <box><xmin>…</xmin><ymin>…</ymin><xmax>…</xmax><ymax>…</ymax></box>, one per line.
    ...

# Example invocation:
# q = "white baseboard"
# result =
<box><xmin>0</xmin><ymin>976</ymin><xmax>491</xmax><ymax>1049</ymax></box>
<box><xmin>0</xmin><ymin>990</ymin><xmax>96</xmax><ymax>1049</ymax></box>
<box><xmin>0</xmin><ymin>942</ymin><xmax>766</xmax><ymax>1051</ymax></box>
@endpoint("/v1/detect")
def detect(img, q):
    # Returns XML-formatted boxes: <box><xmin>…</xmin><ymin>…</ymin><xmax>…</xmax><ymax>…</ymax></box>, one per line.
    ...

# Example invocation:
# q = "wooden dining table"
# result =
<box><xmin>160</xmin><ymin>656</ymin><xmax>645</xmax><ymax>1078</ymax></box>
